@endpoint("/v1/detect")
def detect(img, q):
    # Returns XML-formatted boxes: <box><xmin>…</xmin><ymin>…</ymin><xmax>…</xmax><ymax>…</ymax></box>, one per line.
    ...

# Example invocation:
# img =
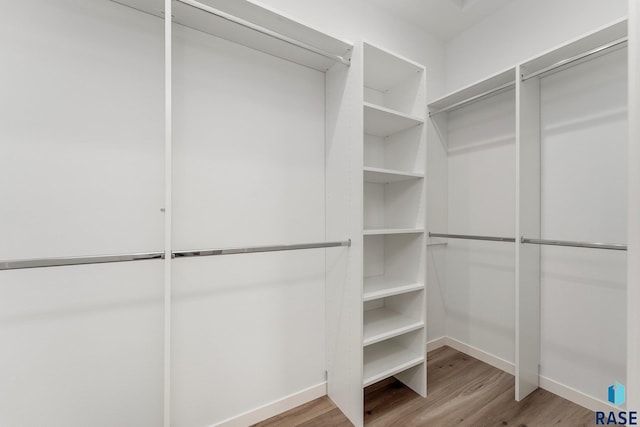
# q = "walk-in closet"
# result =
<box><xmin>1</xmin><ymin>0</ymin><xmax>638</xmax><ymax>426</ymax></box>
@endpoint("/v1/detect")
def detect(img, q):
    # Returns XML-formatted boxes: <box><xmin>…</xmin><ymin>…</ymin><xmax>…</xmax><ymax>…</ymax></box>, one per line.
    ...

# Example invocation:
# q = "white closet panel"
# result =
<box><xmin>171</xmin><ymin>24</ymin><xmax>325</xmax><ymax>426</ymax></box>
<box><xmin>0</xmin><ymin>262</ymin><xmax>164</xmax><ymax>427</ymax></box>
<box><xmin>446</xmin><ymin>89</ymin><xmax>516</xmax><ymax>363</ymax></box>
<box><xmin>539</xmin><ymin>49</ymin><xmax>627</xmax><ymax>400</ymax></box>
<box><xmin>0</xmin><ymin>0</ymin><xmax>165</xmax><ymax>259</ymax></box>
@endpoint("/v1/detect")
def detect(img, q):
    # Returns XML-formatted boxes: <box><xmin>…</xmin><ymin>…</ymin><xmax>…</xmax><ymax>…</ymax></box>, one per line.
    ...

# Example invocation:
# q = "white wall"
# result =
<box><xmin>444</xmin><ymin>90</ymin><xmax>517</xmax><ymax>363</ymax></box>
<box><xmin>445</xmin><ymin>0</ymin><xmax>628</xmax><ymax>92</ymax></box>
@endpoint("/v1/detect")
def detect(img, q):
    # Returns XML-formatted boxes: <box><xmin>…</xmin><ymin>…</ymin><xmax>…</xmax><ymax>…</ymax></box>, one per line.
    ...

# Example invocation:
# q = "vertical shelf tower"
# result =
<box><xmin>325</xmin><ymin>41</ymin><xmax>426</xmax><ymax>426</ymax></box>
<box><xmin>362</xmin><ymin>42</ymin><xmax>427</xmax><ymax>401</ymax></box>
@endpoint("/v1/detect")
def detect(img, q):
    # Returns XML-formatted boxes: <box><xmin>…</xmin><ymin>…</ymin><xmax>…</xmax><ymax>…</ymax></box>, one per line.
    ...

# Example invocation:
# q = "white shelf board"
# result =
<box><xmin>364</xmin><ymin>43</ymin><xmax>423</xmax><ymax>92</ymax></box>
<box><xmin>428</xmin><ymin>67</ymin><xmax>516</xmax><ymax>113</ymax></box>
<box><xmin>364</xmin><ymin>167</ymin><xmax>424</xmax><ymax>184</ymax></box>
<box><xmin>363</xmin><ymin>276</ymin><xmax>424</xmax><ymax>302</ymax></box>
<box><xmin>363</xmin><ymin>228</ymin><xmax>424</xmax><ymax>236</ymax></box>
<box><xmin>363</xmin><ymin>308</ymin><xmax>424</xmax><ymax>347</ymax></box>
<box><xmin>111</xmin><ymin>0</ymin><xmax>353</xmax><ymax>71</ymax></box>
<box><xmin>363</xmin><ymin>340</ymin><xmax>424</xmax><ymax>387</ymax></box>
<box><xmin>521</xmin><ymin>18</ymin><xmax>627</xmax><ymax>78</ymax></box>
<box><xmin>363</xmin><ymin>103</ymin><xmax>423</xmax><ymax>138</ymax></box>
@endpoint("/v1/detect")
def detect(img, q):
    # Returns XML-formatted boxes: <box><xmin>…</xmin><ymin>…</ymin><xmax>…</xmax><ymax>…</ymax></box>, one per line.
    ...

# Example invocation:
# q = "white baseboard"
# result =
<box><xmin>440</xmin><ymin>336</ymin><xmax>516</xmax><ymax>376</ymax></box>
<box><xmin>539</xmin><ymin>375</ymin><xmax>617</xmax><ymax>413</ymax></box>
<box><xmin>426</xmin><ymin>336</ymin><xmax>447</xmax><ymax>352</ymax></box>
<box><xmin>212</xmin><ymin>382</ymin><xmax>327</xmax><ymax>427</ymax></box>
<box><xmin>427</xmin><ymin>336</ymin><xmax>617</xmax><ymax>413</ymax></box>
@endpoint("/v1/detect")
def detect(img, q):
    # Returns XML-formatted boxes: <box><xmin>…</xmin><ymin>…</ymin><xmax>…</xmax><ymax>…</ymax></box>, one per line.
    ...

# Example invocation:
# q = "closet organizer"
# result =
<box><xmin>428</xmin><ymin>18</ymin><xmax>629</xmax><ymax>408</ymax></box>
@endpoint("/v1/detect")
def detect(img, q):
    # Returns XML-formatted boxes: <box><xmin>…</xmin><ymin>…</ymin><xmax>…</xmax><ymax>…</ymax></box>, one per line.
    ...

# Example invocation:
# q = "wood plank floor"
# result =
<box><xmin>253</xmin><ymin>346</ymin><xmax>594</xmax><ymax>427</ymax></box>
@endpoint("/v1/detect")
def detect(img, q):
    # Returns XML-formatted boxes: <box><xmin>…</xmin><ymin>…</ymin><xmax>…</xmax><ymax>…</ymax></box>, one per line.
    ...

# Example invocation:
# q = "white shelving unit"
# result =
<box><xmin>325</xmin><ymin>40</ymin><xmax>427</xmax><ymax>427</ymax></box>
<box><xmin>361</xmin><ymin>42</ymin><xmax>427</xmax><ymax>401</ymax></box>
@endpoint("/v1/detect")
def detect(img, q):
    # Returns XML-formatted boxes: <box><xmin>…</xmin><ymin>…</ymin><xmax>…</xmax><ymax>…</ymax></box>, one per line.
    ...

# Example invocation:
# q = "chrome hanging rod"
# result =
<box><xmin>173</xmin><ymin>239</ymin><xmax>351</xmax><ymax>258</ymax></box>
<box><xmin>175</xmin><ymin>0</ymin><xmax>351</xmax><ymax>66</ymax></box>
<box><xmin>429</xmin><ymin>81</ymin><xmax>515</xmax><ymax>117</ymax></box>
<box><xmin>521</xmin><ymin>237</ymin><xmax>627</xmax><ymax>251</ymax></box>
<box><xmin>0</xmin><ymin>252</ymin><xmax>165</xmax><ymax>271</ymax></box>
<box><xmin>0</xmin><ymin>239</ymin><xmax>352</xmax><ymax>271</ymax></box>
<box><xmin>522</xmin><ymin>37</ymin><xmax>628</xmax><ymax>81</ymax></box>
<box><xmin>429</xmin><ymin>232</ymin><xmax>516</xmax><ymax>243</ymax></box>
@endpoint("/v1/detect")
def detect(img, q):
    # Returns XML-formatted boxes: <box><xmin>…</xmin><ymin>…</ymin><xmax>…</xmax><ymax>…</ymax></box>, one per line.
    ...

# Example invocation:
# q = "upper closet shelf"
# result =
<box><xmin>364</xmin><ymin>103</ymin><xmax>423</xmax><ymax>137</ymax></box>
<box><xmin>428</xmin><ymin>68</ymin><xmax>516</xmax><ymax>116</ymax></box>
<box><xmin>111</xmin><ymin>0</ymin><xmax>353</xmax><ymax>71</ymax></box>
<box><xmin>520</xmin><ymin>18</ymin><xmax>627</xmax><ymax>81</ymax></box>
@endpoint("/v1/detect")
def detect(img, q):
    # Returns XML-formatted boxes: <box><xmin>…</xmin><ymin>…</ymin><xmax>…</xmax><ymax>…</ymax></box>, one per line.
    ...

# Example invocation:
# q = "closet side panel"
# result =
<box><xmin>445</xmin><ymin>90</ymin><xmax>516</xmax><ymax>363</ymax></box>
<box><xmin>539</xmin><ymin>49</ymin><xmax>627</xmax><ymax>405</ymax></box>
<box><xmin>0</xmin><ymin>2</ymin><xmax>164</xmax><ymax>426</ymax></box>
<box><xmin>515</xmin><ymin>69</ymin><xmax>541</xmax><ymax>400</ymax></box>
<box><xmin>629</xmin><ymin>0</ymin><xmax>640</xmax><ymax>411</ymax></box>
<box><xmin>325</xmin><ymin>46</ymin><xmax>364</xmax><ymax>426</ymax></box>
<box><xmin>171</xmin><ymin>25</ymin><xmax>326</xmax><ymax>427</ymax></box>
<box><xmin>426</xmin><ymin>117</ymin><xmax>448</xmax><ymax>343</ymax></box>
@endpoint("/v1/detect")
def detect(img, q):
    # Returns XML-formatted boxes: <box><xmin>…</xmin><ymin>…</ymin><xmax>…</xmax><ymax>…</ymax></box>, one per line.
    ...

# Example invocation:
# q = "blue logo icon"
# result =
<box><xmin>608</xmin><ymin>382</ymin><xmax>626</xmax><ymax>407</ymax></box>
<box><xmin>596</xmin><ymin>382</ymin><xmax>636</xmax><ymax>424</ymax></box>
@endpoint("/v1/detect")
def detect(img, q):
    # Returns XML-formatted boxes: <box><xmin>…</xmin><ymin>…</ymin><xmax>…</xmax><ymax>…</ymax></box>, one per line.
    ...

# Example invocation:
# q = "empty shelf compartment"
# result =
<box><xmin>363</xmin><ymin>338</ymin><xmax>424</xmax><ymax>387</ymax></box>
<box><xmin>363</xmin><ymin>307</ymin><xmax>423</xmax><ymax>346</ymax></box>
<box><xmin>364</xmin><ymin>103</ymin><xmax>423</xmax><ymax>138</ymax></box>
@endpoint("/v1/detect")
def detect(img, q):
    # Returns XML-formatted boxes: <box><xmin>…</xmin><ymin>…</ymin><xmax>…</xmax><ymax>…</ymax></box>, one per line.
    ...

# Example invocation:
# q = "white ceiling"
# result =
<box><xmin>368</xmin><ymin>0</ymin><xmax>514</xmax><ymax>41</ymax></box>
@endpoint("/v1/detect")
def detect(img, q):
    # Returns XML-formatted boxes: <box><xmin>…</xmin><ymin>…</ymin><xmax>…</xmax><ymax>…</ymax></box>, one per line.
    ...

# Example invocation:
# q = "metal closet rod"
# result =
<box><xmin>521</xmin><ymin>237</ymin><xmax>627</xmax><ymax>251</ymax></box>
<box><xmin>175</xmin><ymin>0</ymin><xmax>351</xmax><ymax>66</ymax></box>
<box><xmin>521</xmin><ymin>36</ymin><xmax>628</xmax><ymax>81</ymax></box>
<box><xmin>173</xmin><ymin>239</ymin><xmax>351</xmax><ymax>258</ymax></box>
<box><xmin>429</xmin><ymin>81</ymin><xmax>515</xmax><ymax>117</ymax></box>
<box><xmin>428</xmin><ymin>232</ymin><xmax>627</xmax><ymax>251</ymax></box>
<box><xmin>0</xmin><ymin>252</ymin><xmax>165</xmax><ymax>271</ymax></box>
<box><xmin>0</xmin><ymin>240</ymin><xmax>351</xmax><ymax>271</ymax></box>
<box><xmin>428</xmin><ymin>232</ymin><xmax>516</xmax><ymax>243</ymax></box>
